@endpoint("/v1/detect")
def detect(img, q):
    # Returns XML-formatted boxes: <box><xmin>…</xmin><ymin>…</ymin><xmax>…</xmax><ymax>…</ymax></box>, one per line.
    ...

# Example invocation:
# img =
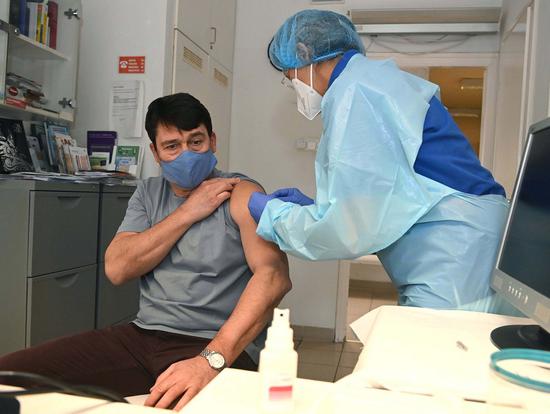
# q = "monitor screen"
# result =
<box><xmin>498</xmin><ymin>125</ymin><xmax>550</xmax><ymax>299</ymax></box>
<box><xmin>491</xmin><ymin>119</ymin><xmax>550</xmax><ymax>349</ymax></box>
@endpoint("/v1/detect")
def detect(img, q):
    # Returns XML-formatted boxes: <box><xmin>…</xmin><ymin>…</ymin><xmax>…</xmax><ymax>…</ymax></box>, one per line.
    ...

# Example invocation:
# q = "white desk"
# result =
<box><xmin>347</xmin><ymin>306</ymin><xmax>547</xmax><ymax>410</ymax></box>
<box><xmin>2</xmin><ymin>369</ymin><xmax>536</xmax><ymax>414</ymax></box>
<box><xmin>3</xmin><ymin>307</ymin><xmax>546</xmax><ymax>413</ymax></box>
<box><xmin>179</xmin><ymin>306</ymin><xmax>544</xmax><ymax>413</ymax></box>
<box><xmin>175</xmin><ymin>367</ymin><xmax>532</xmax><ymax>413</ymax></box>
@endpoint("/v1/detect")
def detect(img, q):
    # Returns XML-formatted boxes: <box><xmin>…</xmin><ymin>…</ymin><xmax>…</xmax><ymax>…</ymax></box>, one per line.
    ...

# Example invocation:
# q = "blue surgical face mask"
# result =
<box><xmin>160</xmin><ymin>149</ymin><xmax>217</xmax><ymax>189</ymax></box>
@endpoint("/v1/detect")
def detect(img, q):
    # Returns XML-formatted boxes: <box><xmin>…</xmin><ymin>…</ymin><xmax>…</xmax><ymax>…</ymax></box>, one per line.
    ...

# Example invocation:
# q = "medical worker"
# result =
<box><xmin>248</xmin><ymin>9</ymin><xmax>513</xmax><ymax>313</ymax></box>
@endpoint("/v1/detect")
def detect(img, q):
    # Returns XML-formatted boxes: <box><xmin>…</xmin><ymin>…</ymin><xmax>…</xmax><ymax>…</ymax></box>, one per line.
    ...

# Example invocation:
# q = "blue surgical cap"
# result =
<box><xmin>268</xmin><ymin>9</ymin><xmax>365</xmax><ymax>71</ymax></box>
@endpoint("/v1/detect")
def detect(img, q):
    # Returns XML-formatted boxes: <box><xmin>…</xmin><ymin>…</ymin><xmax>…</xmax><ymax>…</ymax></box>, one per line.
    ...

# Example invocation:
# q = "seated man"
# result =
<box><xmin>0</xmin><ymin>93</ymin><xmax>291</xmax><ymax>411</ymax></box>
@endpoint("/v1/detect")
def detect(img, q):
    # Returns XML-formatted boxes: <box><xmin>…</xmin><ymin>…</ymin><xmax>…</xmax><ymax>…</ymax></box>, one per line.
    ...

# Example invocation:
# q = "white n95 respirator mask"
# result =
<box><xmin>292</xmin><ymin>65</ymin><xmax>322</xmax><ymax>120</ymax></box>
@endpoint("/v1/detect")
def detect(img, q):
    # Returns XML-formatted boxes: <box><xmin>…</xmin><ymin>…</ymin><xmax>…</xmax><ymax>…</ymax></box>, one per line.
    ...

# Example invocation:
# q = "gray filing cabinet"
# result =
<box><xmin>0</xmin><ymin>179</ymin><xmax>99</xmax><ymax>355</ymax></box>
<box><xmin>96</xmin><ymin>184</ymin><xmax>139</xmax><ymax>328</ymax></box>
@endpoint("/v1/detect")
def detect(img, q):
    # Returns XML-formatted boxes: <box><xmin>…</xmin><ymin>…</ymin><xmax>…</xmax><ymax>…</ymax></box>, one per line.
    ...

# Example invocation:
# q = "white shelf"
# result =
<box><xmin>1</xmin><ymin>1</ymin><xmax>80</xmax><ymax>126</ymax></box>
<box><xmin>0</xmin><ymin>101</ymin><xmax>73</xmax><ymax>123</ymax></box>
<box><xmin>9</xmin><ymin>33</ymin><xmax>68</xmax><ymax>61</ymax></box>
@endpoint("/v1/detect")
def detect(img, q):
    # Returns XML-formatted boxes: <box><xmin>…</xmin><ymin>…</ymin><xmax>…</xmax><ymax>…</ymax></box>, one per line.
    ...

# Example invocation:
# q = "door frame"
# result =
<box><xmin>334</xmin><ymin>52</ymin><xmax>500</xmax><ymax>342</ymax></box>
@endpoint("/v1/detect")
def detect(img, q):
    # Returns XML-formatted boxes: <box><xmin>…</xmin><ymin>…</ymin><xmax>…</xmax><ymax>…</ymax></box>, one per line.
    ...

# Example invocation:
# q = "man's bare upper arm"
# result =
<box><xmin>229</xmin><ymin>181</ymin><xmax>288</xmax><ymax>274</ymax></box>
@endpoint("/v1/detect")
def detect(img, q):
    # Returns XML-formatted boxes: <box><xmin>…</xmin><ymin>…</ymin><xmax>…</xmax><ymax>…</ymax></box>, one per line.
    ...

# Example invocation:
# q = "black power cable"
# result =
<box><xmin>0</xmin><ymin>371</ymin><xmax>128</xmax><ymax>404</ymax></box>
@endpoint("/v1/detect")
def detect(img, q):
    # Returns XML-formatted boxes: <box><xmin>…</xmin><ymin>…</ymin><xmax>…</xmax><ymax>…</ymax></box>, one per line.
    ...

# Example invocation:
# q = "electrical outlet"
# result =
<box><xmin>295</xmin><ymin>138</ymin><xmax>319</xmax><ymax>151</ymax></box>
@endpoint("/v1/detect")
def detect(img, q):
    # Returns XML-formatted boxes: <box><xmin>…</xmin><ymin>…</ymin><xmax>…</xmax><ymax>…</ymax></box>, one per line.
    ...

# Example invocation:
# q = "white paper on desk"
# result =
<box><xmin>348</xmin><ymin>306</ymin><xmax>533</xmax><ymax>403</ymax></box>
<box><xmin>109</xmin><ymin>80</ymin><xmax>145</xmax><ymax>138</ymax></box>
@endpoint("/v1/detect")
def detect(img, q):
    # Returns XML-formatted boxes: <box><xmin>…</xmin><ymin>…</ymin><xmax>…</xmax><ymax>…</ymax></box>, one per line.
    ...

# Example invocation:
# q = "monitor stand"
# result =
<box><xmin>490</xmin><ymin>324</ymin><xmax>550</xmax><ymax>351</ymax></box>
<box><xmin>0</xmin><ymin>397</ymin><xmax>20</xmax><ymax>414</ymax></box>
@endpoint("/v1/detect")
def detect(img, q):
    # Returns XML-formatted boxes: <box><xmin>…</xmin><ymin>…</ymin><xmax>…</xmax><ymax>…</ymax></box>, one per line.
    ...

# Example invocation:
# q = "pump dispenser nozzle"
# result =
<box><xmin>272</xmin><ymin>308</ymin><xmax>290</xmax><ymax>327</ymax></box>
<box><xmin>265</xmin><ymin>309</ymin><xmax>294</xmax><ymax>350</ymax></box>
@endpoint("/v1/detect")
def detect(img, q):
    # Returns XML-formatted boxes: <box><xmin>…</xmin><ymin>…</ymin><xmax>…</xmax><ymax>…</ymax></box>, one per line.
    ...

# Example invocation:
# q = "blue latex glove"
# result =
<box><xmin>271</xmin><ymin>188</ymin><xmax>314</xmax><ymax>206</ymax></box>
<box><xmin>248</xmin><ymin>188</ymin><xmax>314</xmax><ymax>223</ymax></box>
<box><xmin>248</xmin><ymin>192</ymin><xmax>276</xmax><ymax>223</ymax></box>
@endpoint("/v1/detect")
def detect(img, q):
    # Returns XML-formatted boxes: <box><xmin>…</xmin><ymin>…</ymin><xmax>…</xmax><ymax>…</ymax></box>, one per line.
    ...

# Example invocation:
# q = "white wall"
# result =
<box><xmin>492</xmin><ymin>0</ymin><xmax>550</xmax><ymax>195</ymax></box>
<box><xmin>526</xmin><ymin>0</ymin><xmax>550</xmax><ymax>126</ymax></box>
<box><xmin>490</xmin><ymin>32</ymin><xmax>525</xmax><ymax>197</ymax></box>
<box><xmin>73</xmin><ymin>0</ymin><xmax>176</xmax><ymax>179</ymax></box>
<box><xmin>230</xmin><ymin>0</ymin><xmax>339</xmax><ymax>329</ymax></box>
<box><xmin>500</xmin><ymin>0</ymin><xmax>531</xmax><ymax>34</ymax></box>
<box><xmin>491</xmin><ymin>3</ymin><xmax>527</xmax><ymax>196</ymax></box>
<box><xmin>346</xmin><ymin>0</ymin><xmax>502</xmax><ymax>8</ymax></box>
<box><xmin>0</xmin><ymin>1</ymin><xmax>8</xmax><ymax>20</ymax></box>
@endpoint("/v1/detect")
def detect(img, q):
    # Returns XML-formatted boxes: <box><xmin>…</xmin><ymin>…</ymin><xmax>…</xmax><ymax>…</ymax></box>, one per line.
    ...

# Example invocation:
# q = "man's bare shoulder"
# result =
<box><xmin>229</xmin><ymin>180</ymin><xmax>263</xmax><ymax>225</ymax></box>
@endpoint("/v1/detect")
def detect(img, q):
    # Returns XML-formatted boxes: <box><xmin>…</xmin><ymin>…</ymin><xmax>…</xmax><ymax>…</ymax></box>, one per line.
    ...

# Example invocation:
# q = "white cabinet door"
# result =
<box><xmin>206</xmin><ymin>57</ymin><xmax>232</xmax><ymax>171</ymax></box>
<box><xmin>172</xmin><ymin>30</ymin><xmax>210</xmax><ymax>102</ymax></box>
<box><xmin>210</xmin><ymin>0</ymin><xmax>236</xmax><ymax>70</ymax></box>
<box><xmin>172</xmin><ymin>31</ymin><xmax>232</xmax><ymax>172</ymax></box>
<box><xmin>43</xmin><ymin>0</ymin><xmax>82</xmax><ymax>118</ymax></box>
<box><xmin>176</xmin><ymin>0</ymin><xmax>212</xmax><ymax>53</ymax></box>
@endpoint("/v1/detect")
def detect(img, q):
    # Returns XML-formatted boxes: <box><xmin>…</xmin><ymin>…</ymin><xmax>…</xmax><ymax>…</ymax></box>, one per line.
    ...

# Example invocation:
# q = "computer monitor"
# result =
<box><xmin>491</xmin><ymin>118</ymin><xmax>550</xmax><ymax>350</ymax></box>
<box><xmin>490</xmin><ymin>117</ymin><xmax>550</xmax><ymax>351</ymax></box>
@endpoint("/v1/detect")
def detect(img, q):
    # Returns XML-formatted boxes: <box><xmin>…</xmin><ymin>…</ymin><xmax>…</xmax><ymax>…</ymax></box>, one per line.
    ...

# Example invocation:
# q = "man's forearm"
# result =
<box><xmin>207</xmin><ymin>265</ymin><xmax>292</xmax><ymax>365</ymax></box>
<box><xmin>105</xmin><ymin>208</ymin><xmax>194</xmax><ymax>285</ymax></box>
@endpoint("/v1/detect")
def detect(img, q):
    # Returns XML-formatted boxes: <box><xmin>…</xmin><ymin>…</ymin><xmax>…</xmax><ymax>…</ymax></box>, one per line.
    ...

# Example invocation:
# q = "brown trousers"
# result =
<box><xmin>0</xmin><ymin>323</ymin><xmax>256</xmax><ymax>396</ymax></box>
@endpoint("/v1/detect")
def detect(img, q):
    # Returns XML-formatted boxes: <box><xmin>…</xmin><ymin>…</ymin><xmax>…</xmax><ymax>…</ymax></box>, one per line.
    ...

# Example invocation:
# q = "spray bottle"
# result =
<box><xmin>259</xmin><ymin>308</ymin><xmax>298</xmax><ymax>414</ymax></box>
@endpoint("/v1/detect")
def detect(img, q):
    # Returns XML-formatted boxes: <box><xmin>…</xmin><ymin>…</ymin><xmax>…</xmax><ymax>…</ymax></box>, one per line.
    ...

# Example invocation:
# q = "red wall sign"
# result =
<box><xmin>119</xmin><ymin>56</ymin><xmax>145</xmax><ymax>74</ymax></box>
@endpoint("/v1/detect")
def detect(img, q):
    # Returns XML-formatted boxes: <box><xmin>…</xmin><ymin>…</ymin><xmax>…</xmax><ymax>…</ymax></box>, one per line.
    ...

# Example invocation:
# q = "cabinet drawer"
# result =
<box><xmin>99</xmin><ymin>192</ymin><xmax>134</xmax><ymax>261</ymax></box>
<box><xmin>96</xmin><ymin>265</ymin><xmax>139</xmax><ymax>329</ymax></box>
<box><xmin>26</xmin><ymin>265</ymin><xmax>96</xmax><ymax>347</ymax></box>
<box><xmin>29</xmin><ymin>191</ymin><xmax>99</xmax><ymax>276</ymax></box>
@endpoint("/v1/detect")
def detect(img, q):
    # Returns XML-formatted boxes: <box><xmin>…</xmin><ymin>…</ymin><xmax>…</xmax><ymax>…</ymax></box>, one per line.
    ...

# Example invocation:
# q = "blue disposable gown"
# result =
<box><xmin>257</xmin><ymin>54</ymin><xmax>511</xmax><ymax>313</ymax></box>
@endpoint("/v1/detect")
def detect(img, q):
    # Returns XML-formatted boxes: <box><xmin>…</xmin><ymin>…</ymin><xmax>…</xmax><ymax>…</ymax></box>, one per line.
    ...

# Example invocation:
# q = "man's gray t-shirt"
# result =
<box><xmin>117</xmin><ymin>169</ymin><xmax>266</xmax><ymax>363</ymax></box>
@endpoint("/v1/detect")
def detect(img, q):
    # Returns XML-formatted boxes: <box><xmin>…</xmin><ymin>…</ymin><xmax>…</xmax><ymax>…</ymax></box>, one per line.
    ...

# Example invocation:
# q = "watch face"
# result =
<box><xmin>209</xmin><ymin>353</ymin><xmax>225</xmax><ymax>369</ymax></box>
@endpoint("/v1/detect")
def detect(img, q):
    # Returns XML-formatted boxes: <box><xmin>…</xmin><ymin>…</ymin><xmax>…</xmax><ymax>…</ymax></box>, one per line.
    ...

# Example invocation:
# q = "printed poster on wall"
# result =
<box><xmin>109</xmin><ymin>80</ymin><xmax>145</xmax><ymax>138</ymax></box>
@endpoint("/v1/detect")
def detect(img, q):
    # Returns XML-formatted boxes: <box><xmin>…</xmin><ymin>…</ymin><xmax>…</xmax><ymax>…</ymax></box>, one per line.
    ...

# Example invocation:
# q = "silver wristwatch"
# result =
<box><xmin>199</xmin><ymin>348</ymin><xmax>226</xmax><ymax>371</ymax></box>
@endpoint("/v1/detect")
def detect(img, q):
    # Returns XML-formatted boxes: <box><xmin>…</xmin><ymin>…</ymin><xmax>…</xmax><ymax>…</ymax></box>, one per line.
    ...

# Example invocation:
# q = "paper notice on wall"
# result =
<box><xmin>109</xmin><ymin>80</ymin><xmax>145</xmax><ymax>138</ymax></box>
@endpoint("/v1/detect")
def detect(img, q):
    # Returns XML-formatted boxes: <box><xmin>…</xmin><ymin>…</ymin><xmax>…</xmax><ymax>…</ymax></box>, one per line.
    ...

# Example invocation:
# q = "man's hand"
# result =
<box><xmin>144</xmin><ymin>356</ymin><xmax>218</xmax><ymax>411</ymax></box>
<box><xmin>180</xmin><ymin>178</ymin><xmax>240</xmax><ymax>223</ymax></box>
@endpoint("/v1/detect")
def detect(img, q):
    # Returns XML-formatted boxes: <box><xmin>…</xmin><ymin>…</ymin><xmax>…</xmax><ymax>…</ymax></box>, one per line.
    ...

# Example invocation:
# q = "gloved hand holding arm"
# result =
<box><xmin>248</xmin><ymin>188</ymin><xmax>314</xmax><ymax>223</ymax></box>
<box><xmin>248</xmin><ymin>192</ymin><xmax>276</xmax><ymax>223</ymax></box>
<box><xmin>271</xmin><ymin>188</ymin><xmax>314</xmax><ymax>206</ymax></box>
